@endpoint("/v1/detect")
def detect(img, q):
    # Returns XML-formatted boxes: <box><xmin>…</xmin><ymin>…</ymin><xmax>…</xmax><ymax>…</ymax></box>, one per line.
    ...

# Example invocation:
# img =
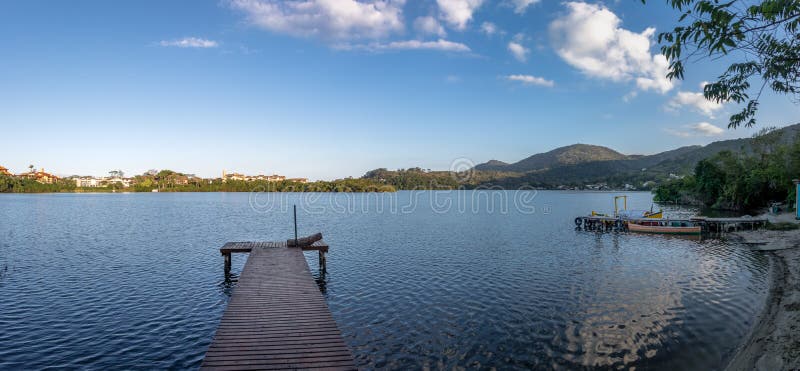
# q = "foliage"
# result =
<box><xmin>362</xmin><ymin>168</ymin><xmax>462</xmax><ymax>190</ymax></box>
<box><xmin>652</xmin><ymin>0</ymin><xmax>800</xmax><ymax>128</ymax></box>
<box><xmin>0</xmin><ymin>171</ymin><xmax>395</xmax><ymax>194</ymax></box>
<box><xmin>653</xmin><ymin>131</ymin><xmax>800</xmax><ymax>210</ymax></box>
<box><xmin>0</xmin><ymin>175</ymin><xmax>76</xmax><ymax>193</ymax></box>
<box><xmin>653</xmin><ymin>175</ymin><xmax>701</xmax><ymax>204</ymax></box>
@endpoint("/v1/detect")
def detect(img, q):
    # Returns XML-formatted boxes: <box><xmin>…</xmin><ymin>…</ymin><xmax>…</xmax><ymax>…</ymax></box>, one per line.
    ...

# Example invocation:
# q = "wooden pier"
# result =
<box><xmin>574</xmin><ymin>215</ymin><xmax>768</xmax><ymax>233</ymax></box>
<box><xmin>202</xmin><ymin>240</ymin><xmax>355</xmax><ymax>370</ymax></box>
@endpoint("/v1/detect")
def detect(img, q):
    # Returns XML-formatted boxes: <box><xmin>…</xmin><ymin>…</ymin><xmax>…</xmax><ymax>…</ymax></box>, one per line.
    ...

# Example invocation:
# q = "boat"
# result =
<box><xmin>591</xmin><ymin>195</ymin><xmax>663</xmax><ymax>219</ymax></box>
<box><xmin>627</xmin><ymin>220</ymin><xmax>701</xmax><ymax>235</ymax></box>
<box><xmin>643</xmin><ymin>209</ymin><xmax>663</xmax><ymax>218</ymax></box>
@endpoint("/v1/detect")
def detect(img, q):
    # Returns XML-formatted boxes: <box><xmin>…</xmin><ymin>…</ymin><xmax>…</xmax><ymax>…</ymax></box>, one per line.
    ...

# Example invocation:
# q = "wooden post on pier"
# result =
<box><xmin>319</xmin><ymin>250</ymin><xmax>327</xmax><ymax>274</ymax></box>
<box><xmin>223</xmin><ymin>251</ymin><xmax>232</xmax><ymax>277</ymax></box>
<box><xmin>794</xmin><ymin>179</ymin><xmax>800</xmax><ymax>220</ymax></box>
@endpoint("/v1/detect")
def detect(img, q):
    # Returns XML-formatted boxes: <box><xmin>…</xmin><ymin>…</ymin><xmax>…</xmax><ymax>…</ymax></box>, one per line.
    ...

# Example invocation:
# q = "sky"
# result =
<box><xmin>1</xmin><ymin>0</ymin><xmax>798</xmax><ymax>180</ymax></box>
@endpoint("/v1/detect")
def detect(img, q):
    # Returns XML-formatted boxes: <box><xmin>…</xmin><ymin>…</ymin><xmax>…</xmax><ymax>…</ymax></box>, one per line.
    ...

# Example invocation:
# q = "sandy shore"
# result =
<box><xmin>725</xmin><ymin>215</ymin><xmax>800</xmax><ymax>371</ymax></box>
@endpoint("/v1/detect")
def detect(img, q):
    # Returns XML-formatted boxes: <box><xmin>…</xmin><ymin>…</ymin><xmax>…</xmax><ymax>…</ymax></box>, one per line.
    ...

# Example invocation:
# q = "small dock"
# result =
<box><xmin>574</xmin><ymin>215</ymin><xmax>768</xmax><ymax>233</ymax></box>
<box><xmin>202</xmin><ymin>240</ymin><xmax>356</xmax><ymax>370</ymax></box>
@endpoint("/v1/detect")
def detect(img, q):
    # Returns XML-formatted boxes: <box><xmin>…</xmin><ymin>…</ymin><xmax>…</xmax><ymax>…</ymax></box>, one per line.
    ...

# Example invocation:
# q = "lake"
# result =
<box><xmin>0</xmin><ymin>191</ymin><xmax>769</xmax><ymax>370</ymax></box>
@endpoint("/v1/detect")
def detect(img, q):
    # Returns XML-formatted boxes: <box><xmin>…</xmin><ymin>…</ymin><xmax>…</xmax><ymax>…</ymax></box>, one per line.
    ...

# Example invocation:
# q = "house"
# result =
<box><xmin>18</xmin><ymin>168</ymin><xmax>59</xmax><ymax>184</ymax></box>
<box><xmin>105</xmin><ymin>176</ymin><xmax>132</xmax><ymax>187</ymax></box>
<box><xmin>0</xmin><ymin>166</ymin><xmax>11</xmax><ymax>176</ymax></box>
<box><xmin>287</xmin><ymin>178</ymin><xmax>308</xmax><ymax>183</ymax></box>
<box><xmin>172</xmin><ymin>175</ymin><xmax>189</xmax><ymax>185</ymax></box>
<box><xmin>221</xmin><ymin>170</ymin><xmax>246</xmax><ymax>182</ymax></box>
<box><xmin>75</xmin><ymin>177</ymin><xmax>102</xmax><ymax>187</ymax></box>
<box><xmin>222</xmin><ymin>170</ymin><xmax>289</xmax><ymax>182</ymax></box>
<box><xmin>74</xmin><ymin>176</ymin><xmax>131</xmax><ymax>188</ymax></box>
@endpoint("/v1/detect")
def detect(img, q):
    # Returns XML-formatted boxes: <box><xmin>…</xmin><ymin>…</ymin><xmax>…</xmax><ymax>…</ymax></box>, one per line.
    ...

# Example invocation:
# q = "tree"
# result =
<box><xmin>652</xmin><ymin>0</ymin><xmax>800</xmax><ymax>128</ymax></box>
<box><xmin>28</xmin><ymin>164</ymin><xmax>34</xmax><ymax>173</ymax></box>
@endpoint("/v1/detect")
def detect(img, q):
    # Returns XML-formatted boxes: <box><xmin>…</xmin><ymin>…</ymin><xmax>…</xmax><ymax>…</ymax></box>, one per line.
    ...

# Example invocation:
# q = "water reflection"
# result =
<box><xmin>562</xmin><ymin>264</ymin><xmax>684</xmax><ymax>368</ymax></box>
<box><xmin>217</xmin><ymin>273</ymin><xmax>238</xmax><ymax>297</ymax></box>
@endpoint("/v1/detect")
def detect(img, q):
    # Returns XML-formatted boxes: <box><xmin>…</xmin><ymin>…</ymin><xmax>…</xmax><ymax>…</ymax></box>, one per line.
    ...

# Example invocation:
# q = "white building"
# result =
<box><xmin>75</xmin><ymin>177</ymin><xmax>102</xmax><ymax>187</ymax></box>
<box><xmin>74</xmin><ymin>176</ymin><xmax>131</xmax><ymax>188</ymax></box>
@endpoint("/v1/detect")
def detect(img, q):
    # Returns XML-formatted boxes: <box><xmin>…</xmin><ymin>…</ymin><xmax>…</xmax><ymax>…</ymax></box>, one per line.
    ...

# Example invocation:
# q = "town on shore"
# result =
<box><xmin>0</xmin><ymin>165</ymin><xmax>307</xmax><ymax>188</ymax></box>
<box><xmin>0</xmin><ymin>165</ymin><xmax>401</xmax><ymax>193</ymax></box>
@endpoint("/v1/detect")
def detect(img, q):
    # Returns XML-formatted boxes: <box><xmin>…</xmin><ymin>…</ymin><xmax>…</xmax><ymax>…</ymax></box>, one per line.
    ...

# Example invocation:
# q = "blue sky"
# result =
<box><xmin>1</xmin><ymin>0</ymin><xmax>798</xmax><ymax>180</ymax></box>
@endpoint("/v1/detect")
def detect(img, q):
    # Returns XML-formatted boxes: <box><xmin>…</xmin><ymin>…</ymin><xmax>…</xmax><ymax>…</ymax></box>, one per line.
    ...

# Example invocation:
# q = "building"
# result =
<box><xmin>74</xmin><ymin>176</ymin><xmax>132</xmax><ymax>188</ymax></box>
<box><xmin>105</xmin><ymin>176</ymin><xmax>132</xmax><ymax>187</ymax></box>
<box><xmin>287</xmin><ymin>178</ymin><xmax>308</xmax><ymax>183</ymax></box>
<box><xmin>18</xmin><ymin>168</ymin><xmax>59</xmax><ymax>184</ymax></box>
<box><xmin>222</xmin><ymin>170</ymin><xmax>246</xmax><ymax>181</ymax></box>
<box><xmin>222</xmin><ymin>170</ymin><xmax>288</xmax><ymax>182</ymax></box>
<box><xmin>0</xmin><ymin>166</ymin><xmax>10</xmax><ymax>176</ymax></box>
<box><xmin>75</xmin><ymin>177</ymin><xmax>102</xmax><ymax>187</ymax></box>
<box><xmin>21</xmin><ymin>169</ymin><xmax>59</xmax><ymax>184</ymax></box>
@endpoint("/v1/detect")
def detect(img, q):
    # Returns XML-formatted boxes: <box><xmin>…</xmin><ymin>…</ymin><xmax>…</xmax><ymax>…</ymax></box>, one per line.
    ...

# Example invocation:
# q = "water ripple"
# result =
<box><xmin>0</xmin><ymin>192</ymin><xmax>769</xmax><ymax>370</ymax></box>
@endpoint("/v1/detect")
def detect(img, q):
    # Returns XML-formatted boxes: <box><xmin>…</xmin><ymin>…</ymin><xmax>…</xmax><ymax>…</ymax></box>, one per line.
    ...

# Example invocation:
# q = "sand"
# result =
<box><xmin>725</xmin><ymin>214</ymin><xmax>800</xmax><ymax>371</ymax></box>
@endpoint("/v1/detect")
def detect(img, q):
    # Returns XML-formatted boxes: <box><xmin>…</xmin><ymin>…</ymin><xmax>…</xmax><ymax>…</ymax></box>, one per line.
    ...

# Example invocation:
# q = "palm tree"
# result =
<box><xmin>28</xmin><ymin>164</ymin><xmax>34</xmax><ymax>174</ymax></box>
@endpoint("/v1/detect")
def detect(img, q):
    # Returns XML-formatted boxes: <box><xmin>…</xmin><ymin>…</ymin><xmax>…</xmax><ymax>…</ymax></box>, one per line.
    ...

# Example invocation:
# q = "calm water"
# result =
<box><xmin>0</xmin><ymin>191</ymin><xmax>769</xmax><ymax>370</ymax></box>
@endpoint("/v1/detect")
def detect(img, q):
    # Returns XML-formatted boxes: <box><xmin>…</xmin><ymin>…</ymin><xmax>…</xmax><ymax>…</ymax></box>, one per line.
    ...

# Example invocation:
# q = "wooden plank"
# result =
<box><xmin>202</xmin><ymin>246</ymin><xmax>355</xmax><ymax>371</ymax></box>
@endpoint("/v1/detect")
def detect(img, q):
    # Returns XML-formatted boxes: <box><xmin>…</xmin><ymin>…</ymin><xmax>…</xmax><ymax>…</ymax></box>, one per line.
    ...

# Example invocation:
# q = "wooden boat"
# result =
<box><xmin>627</xmin><ymin>221</ymin><xmax>701</xmax><ymax>235</ymax></box>
<box><xmin>643</xmin><ymin>210</ymin><xmax>663</xmax><ymax>218</ymax></box>
<box><xmin>592</xmin><ymin>196</ymin><xmax>663</xmax><ymax>219</ymax></box>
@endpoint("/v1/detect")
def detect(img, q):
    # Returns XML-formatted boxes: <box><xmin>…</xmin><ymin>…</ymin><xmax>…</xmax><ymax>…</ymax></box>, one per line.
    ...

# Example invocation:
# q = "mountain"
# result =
<box><xmin>474</xmin><ymin>144</ymin><xmax>628</xmax><ymax>172</ymax></box>
<box><xmin>470</xmin><ymin>123</ymin><xmax>800</xmax><ymax>188</ymax></box>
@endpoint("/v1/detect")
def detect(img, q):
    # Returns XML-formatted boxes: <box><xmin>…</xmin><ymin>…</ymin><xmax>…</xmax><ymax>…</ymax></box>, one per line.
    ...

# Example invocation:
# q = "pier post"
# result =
<box><xmin>223</xmin><ymin>252</ymin><xmax>232</xmax><ymax>277</ymax></box>
<box><xmin>794</xmin><ymin>179</ymin><xmax>800</xmax><ymax>220</ymax></box>
<box><xmin>318</xmin><ymin>251</ymin><xmax>327</xmax><ymax>274</ymax></box>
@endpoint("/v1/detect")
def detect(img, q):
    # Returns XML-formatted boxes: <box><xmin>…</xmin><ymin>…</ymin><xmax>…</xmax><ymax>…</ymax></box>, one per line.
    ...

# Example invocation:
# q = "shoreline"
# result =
<box><xmin>725</xmin><ymin>224</ymin><xmax>800</xmax><ymax>370</ymax></box>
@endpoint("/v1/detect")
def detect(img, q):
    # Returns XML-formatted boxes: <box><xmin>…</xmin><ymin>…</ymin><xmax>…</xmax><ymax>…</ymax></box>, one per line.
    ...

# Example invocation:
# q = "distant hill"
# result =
<box><xmin>475</xmin><ymin>144</ymin><xmax>628</xmax><ymax>172</ymax></box>
<box><xmin>470</xmin><ymin>123</ymin><xmax>800</xmax><ymax>188</ymax></box>
<box><xmin>362</xmin><ymin>124</ymin><xmax>800</xmax><ymax>190</ymax></box>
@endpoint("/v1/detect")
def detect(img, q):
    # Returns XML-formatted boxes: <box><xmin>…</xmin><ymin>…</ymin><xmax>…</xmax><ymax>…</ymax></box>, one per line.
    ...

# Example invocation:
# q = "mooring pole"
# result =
<box><xmin>293</xmin><ymin>204</ymin><xmax>298</xmax><ymax>245</ymax></box>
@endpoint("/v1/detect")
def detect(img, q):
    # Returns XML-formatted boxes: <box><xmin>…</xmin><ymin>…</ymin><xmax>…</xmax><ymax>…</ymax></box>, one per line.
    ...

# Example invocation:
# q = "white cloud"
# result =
<box><xmin>337</xmin><ymin>38</ymin><xmax>471</xmax><ymax>52</ymax></box>
<box><xmin>480</xmin><ymin>21</ymin><xmax>500</xmax><ymax>35</ymax></box>
<box><xmin>229</xmin><ymin>0</ymin><xmax>405</xmax><ymax>40</ymax></box>
<box><xmin>384</xmin><ymin>39</ymin><xmax>470</xmax><ymax>51</ymax></box>
<box><xmin>159</xmin><ymin>37</ymin><xmax>218</xmax><ymax>48</ymax></box>
<box><xmin>549</xmin><ymin>2</ymin><xmax>674</xmax><ymax>93</ymax></box>
<box><xmin>508</xmin><ymin>41</ymin><xmax>529</xmax><ymax>62</ymax></box>
<box><xmin>436</xmin><ymin>0</ymin><xmax>485</xmax><ymax>30</ymax></box>
<box><xmin>692</xmin><ymin>122</ymin><xmax>724</xmax><ymax>136</ymax></box>
<box><xmin>505</xmin><ymin>74</ymin><xmax>555</xmax><ymax>87</ymax></box>
<box><xmin>509</xmin><ymin>0</ymin><xmax>540</xmax><ymax>14</ymax></box>
<box><xmin>414</xmin><ymin>16</ymin><xmax>446</xmax><ymax>37</ymax></box>
<box><xmin>666</xmin><ymin>82</ymin><xmax>723</xmax><ymax>117</ymax></box>
<box><xmin>666</xmin><ymin>122</ymin><xmax>725</xmax><ymax>137</ymax></box>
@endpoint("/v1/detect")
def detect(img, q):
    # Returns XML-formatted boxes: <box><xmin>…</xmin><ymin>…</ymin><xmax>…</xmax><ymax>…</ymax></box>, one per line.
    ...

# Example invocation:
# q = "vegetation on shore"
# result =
<box><xmin>0</xmin><ymin>175</ymin><xmax>77</xmax><ymax>193</ymax></box>
<box><xmin>0</xmin><ymin>173</ymin><xmax>395</xmax><ymax>194</ymax></box>
<box><xmin>362</xmin><ymin>167</ymin><xmax>513</xmax><ymax>190</ymax></box>
<box><xmin>654</xmin><ymin>128</ymin><xmax>800</xmax><ymax>210</ymax></box>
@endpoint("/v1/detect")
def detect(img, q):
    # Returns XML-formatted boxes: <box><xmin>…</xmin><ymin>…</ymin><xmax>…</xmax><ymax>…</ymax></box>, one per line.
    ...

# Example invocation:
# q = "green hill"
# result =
<box><xmin>475</xmin><ymin>144</ymin><xmax>629</xmax><ymax>172</ymax></box>
<box><xmin>473</xmin><ymin>123</ymin><xmax>800</xmax><ymax>188</ymax></box>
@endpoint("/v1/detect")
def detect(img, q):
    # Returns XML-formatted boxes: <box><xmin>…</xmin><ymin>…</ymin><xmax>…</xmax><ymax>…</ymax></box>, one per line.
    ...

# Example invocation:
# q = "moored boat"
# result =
<box><xmin>591</xmin><ymin>195</ymin><xmax>663</xmax><ymax>219</ymax></box>
<box><xmin>627</xmin><ymin>221</ymin><xmax>701</xmax><ymax>235</ymax></box>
